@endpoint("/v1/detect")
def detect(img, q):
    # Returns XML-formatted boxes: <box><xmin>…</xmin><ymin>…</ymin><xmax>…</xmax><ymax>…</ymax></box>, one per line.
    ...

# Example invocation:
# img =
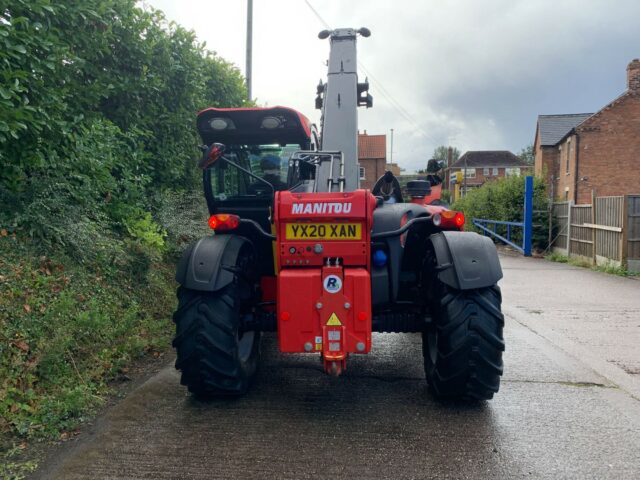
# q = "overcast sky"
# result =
<box><xmin>148</xmin><ymin>0</ymin><xmax>640</xmax><ymax>172</ymax></box>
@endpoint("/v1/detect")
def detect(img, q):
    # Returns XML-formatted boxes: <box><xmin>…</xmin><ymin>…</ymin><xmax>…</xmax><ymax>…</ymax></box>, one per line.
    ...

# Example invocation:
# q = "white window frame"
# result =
<box><xmin>492</xmin><ymin>167</ymin><xmax>499</xmax><ymax>176</ymax></box>
<box><xmin>483</xmin><ymin>167</ymin><xmax>490</xmax><ymax>176</ymax></box>
<box><xmin>463</xmin><ymin>168</ymin><xmax>476</xmax><ymax>179</ymax></box>
<box><xmin>359</xmin><ymin>166</ymin><xmax>366</xmax><ymax>180</ymax></box>
<box><xmin>505</xmin><ymin>167</ymin><xmax>521</xmax><ymax>177</ymax></box>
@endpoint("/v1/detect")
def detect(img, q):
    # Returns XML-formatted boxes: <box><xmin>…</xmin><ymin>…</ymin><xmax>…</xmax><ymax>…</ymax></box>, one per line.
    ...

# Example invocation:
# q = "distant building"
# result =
<box><xmin>449</xmin><ymin>151</ymin><xmax>530</xmax><ymax>195</ymax></box>
<box><xmin>534</xmin><ymin>59</ymin><xmax>640</xmax><ymax>203</ymax></box>
<box><xmin>358</xmin><ymin>131</ymin><xmax>387</xmax><ymax>189</ymax></box>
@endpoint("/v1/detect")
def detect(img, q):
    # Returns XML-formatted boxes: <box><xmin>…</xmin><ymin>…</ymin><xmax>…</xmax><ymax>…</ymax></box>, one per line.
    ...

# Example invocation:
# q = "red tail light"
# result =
<box><xmin>433</xmin><ymin>210</ymin><xmax>465</xmax><ymax>230</ymax></box>
<box><xmin>208</xmin><ymin>214</ymin><xmax>240</xmax><ymax>231</ymax></box>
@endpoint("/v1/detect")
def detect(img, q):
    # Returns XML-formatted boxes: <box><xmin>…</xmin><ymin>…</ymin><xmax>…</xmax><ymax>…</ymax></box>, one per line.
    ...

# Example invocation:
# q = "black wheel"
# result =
<box><xmin>422</xmin><ymin>285</ymin><xmax>504</xmax><ymax>400</ymax></box>
<box><xmin>172</xmin><ymin>254</ymin><xmax>260</xmax><ymax>398</ymax></box>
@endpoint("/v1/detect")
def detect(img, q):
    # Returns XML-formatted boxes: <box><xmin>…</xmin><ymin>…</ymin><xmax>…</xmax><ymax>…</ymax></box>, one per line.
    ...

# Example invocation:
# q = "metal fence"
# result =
<box><xmin>473</xmin><ymin>176</ymin><xmax>534</xmax><ymax>256</ymax></box>
<box><xmin>551</xmin><ymin>194</ymin><xmax>640</xmax><ymax>272</ymax></box>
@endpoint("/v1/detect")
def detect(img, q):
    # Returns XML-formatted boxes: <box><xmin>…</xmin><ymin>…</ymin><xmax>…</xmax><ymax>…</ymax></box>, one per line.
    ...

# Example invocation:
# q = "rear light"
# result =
<box><xmin>208</xmin><ymin>214</ymin><xmax>240</xmax><ymax>231</ymax></box>
<box><xmin>433</xmin><ymin>210</ymin><xmax>465</xmax><ymax>230</ymax></box>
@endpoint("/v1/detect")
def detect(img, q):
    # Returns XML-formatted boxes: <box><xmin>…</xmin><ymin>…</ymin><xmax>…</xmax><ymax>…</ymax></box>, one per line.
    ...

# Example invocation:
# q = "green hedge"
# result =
<box><xmin>0</xmin><ymin>0</ymin><xmax>248</xmax><ymax>247</ymax></box>
<box><xmin>452</xmin><ymin>176</ymin><xmax>549</xmax><ymax>250</ymax></box>
<box><xmin>0</xmin><ymin>2</ymin><xmax>248</xmax><ymax>470</ymax></box>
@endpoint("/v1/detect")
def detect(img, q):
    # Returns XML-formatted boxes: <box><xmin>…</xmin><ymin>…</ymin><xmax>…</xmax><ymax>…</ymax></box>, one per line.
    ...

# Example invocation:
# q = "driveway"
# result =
<box><xmin>33</xmin><ymin>254</ymin><xmax>640</xmax><ymax>479</ymax></box>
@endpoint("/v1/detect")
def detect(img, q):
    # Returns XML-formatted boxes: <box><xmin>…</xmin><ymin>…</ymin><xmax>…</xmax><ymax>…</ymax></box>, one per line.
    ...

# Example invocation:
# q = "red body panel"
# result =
<box><xmin>423</xmin><ymin>183</ymin><xmax>442</xmax><ymax>205</ymax></box>
<box><xmin>275</xmin><ymin>190</ymin><xmax>375</xmax><ymax>361</ymax></box>
<box><xmin>277</xmin><ymin>267</ymin><xmax>371</xmax><ymax>355</ymax></box>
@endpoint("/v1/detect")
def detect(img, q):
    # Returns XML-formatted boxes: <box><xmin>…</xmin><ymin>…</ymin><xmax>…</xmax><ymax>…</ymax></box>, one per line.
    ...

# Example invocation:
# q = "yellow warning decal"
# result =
<box><xmin>326</xmin><ymin>313</ymin><xmax>342</xmax><ymax>326</ymax></box>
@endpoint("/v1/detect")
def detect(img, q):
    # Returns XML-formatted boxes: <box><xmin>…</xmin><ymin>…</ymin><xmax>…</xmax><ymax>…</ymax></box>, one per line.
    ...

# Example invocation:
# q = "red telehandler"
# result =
<box><xmin>173</xmin><ymin>28</ymin><xmax>504</xmax><ymax>400</ymax></box>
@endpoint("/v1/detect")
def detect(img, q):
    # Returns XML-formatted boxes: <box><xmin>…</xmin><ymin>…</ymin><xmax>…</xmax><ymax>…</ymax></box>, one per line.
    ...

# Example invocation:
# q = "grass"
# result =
<box><xmin>544</xmin><ymin>251</ymin><xmax>569</xmax><ymax>263</ymax></box>
<box><xmin>0</xmin><ymin>233</ymin><xmax>176</xmax><ymax>477</ymax></box>
<box><xmin>545</xmin><ymin>252</ymin><xmax>639</xmax><ymax>277</ymax></box>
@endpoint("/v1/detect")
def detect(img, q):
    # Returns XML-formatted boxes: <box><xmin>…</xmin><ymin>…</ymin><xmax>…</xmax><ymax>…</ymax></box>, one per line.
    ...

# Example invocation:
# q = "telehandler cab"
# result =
<box><xmin>173</xmin><ymin>28</ymin><xmax>504</xmax><ymax>400</ymax></box>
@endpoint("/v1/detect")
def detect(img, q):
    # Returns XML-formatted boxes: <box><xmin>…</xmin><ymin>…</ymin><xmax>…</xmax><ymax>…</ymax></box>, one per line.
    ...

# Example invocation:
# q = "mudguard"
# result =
<box><xmin>372</xmin><ymin>202</ymin><xmax>428</xmax><ymax>303</ymax></box>
<box><xmin>175</xmin><ymin>234</ymin><xmax>252</xmax><ymax>292</ymax></box>
<box><xmin>430</xmin><ymin>231</ymin><xmax>503</xmax><ymax>290</ymax></box>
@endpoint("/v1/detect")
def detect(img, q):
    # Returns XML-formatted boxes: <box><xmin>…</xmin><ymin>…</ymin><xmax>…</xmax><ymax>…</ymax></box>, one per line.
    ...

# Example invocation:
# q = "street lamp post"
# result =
<box><xmin>246</xmin><ymin>0</ymin><xmax>253</xmax><ymax>101</ymax></box>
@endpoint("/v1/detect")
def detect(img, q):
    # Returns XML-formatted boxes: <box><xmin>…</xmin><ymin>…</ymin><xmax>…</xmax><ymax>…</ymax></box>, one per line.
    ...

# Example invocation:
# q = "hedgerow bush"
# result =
<box><xmin>0</xmin><ymin>0</ymin><xmax>248</xmax><ymax>247</ymax></box>
<box><xmin>0</xmin><ymin>1</ymin><xmax>247</xmax><ymax>470</ymax></box>
<box><xmin>452</xmin><ymin>176</ymin><xmax>549</xmax><ymax>250</ymax></box>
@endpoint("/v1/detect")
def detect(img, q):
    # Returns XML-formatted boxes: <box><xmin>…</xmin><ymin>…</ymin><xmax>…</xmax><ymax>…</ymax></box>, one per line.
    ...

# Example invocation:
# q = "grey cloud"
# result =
<box><xmin>150</xmin><ymin>0</ymin><xmax>640</xmax><ymax>172</ymax></box>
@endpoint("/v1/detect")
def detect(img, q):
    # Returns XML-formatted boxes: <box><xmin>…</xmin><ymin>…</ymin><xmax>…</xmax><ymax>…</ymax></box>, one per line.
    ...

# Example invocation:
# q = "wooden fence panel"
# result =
<box><xmin>627</xmin><ymin>195</ymin><xmax>640</xmax><ymax>273</ymax></box>
<box><xmin>593</xmin><ymin>196</ymin><xmax>624</xmax><ymax>266</ymax></box>
<box><xmin>552</xmin><ymin>195</ymin><xmax>639</xmax><ymax>271</ymax></box>
<box><xmin>569</xmin><ymin>204</ymin><xmax>594</xmax><ymax>260</ymax></box>
<box><xmin>551</xmin><ymin>202</ymin><xmax>569</xmax><ymax>253</ymax></box>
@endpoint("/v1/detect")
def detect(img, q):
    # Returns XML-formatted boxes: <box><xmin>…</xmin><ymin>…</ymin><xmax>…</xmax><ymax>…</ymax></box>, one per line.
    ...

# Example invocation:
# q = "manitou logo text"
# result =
<box><xmin>291</xmin><ymin>202</ymin><xmax>353</xmax><ymax>215</ymax></box>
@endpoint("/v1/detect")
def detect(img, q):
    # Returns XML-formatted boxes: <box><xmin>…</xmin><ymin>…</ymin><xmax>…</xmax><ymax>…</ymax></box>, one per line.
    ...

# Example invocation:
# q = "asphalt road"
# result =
<box><xmin>34</xmin><ymin>254</ymin><xmax>640</xmax><ymax>479</ymax></box>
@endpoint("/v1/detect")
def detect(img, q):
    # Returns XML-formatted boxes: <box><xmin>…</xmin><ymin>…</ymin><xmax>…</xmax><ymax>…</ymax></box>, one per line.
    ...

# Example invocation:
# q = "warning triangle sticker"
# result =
<box><xmin>326</xmin><ymin>313</ymin><xmax>342</xmax><ymax>326</ymax></box>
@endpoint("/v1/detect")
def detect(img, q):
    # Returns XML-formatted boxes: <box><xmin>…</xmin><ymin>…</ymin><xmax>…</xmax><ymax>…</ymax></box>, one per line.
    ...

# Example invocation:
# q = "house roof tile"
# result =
<box><xmin>450</xmin><ymin>150</ymin><xmax>529</xmax><ymax>168</ymax></box>
<box><xmin>537</xmin><ymin>113</ymin><xmax>593</xmax><ymax>146</ymax></box>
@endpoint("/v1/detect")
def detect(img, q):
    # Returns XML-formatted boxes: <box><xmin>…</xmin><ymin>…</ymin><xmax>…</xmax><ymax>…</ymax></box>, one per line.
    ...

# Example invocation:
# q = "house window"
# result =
<box><xmin>505</xmin><ymin>167</ymin><xmax>521</xmax><ymax>177</ymax></box>
<box><xmin>463</xmin><ymin>168</ymin><xmax>476</xmax><ymax>178</ymax></box>
<box><xmin>359</xmin><ymin>166</ymin><xmax>366</xmax><ymax>180</ymax></box>
<box><xmin>483</xmin><ymin>168</ymin><xmax>490</xmax><ymax>176</ymax></box>
<box><xmin>565</xmin><ymin>138</ymin><xmax>571</xmax><ymax>174</ymax></box>
<box><xmin>492</xmin><ymin>167</ymin><xmax>498</xmax><ymax>176</ymax></box>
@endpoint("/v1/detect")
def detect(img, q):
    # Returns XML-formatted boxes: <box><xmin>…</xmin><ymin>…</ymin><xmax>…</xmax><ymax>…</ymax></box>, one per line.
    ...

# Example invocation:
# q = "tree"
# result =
<box><xmin>432</xmin><ymin>145</ymin><xmax>461</xmax><ymax>165</ymax></box>
<box><xmin>417</xmin><ymin>146</ymin><xmax>460</xmax><ymax>173</ymax></box>
<box><xmin>518</xmin><ymin>144</ymin><xmax>534</xmax><ymax>165</ymax></box>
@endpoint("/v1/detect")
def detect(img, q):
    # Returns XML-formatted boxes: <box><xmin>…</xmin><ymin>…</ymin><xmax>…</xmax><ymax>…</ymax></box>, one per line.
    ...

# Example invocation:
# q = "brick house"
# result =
<box><xmin>534</xmin><ymin>59</ymin><xmax>640</xmax><ymax>203</ymax></box>
<box><xmin>358</xmin><ymin>132</ymin><xmax>386</xmax><ymax>189</ymax></box>
<box><xmin>449</xmin><ymin>151</ymin><xmax>530</xmax><ymax>195</ymax></box>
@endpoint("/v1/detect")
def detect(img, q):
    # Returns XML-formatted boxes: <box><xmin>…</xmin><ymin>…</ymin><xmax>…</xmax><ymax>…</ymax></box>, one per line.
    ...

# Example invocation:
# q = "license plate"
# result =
<box><xmin>285</xmin><ymin>223</ymin><xmax>361</xmax><ymax>240</ymax></box>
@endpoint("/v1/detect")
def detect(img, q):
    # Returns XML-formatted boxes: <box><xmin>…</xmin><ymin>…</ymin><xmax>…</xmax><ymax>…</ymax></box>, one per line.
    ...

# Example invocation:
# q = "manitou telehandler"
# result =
<box><xmin>173</xmin><ymin>28</ymin><xmax>504</xmax><ymax>400</ymax></box>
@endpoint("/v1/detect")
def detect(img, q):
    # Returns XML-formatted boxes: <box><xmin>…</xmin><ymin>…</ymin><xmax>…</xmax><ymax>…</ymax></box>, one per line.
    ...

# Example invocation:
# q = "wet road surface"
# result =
<box><xmin>35</xmin><ymin>255</ymin><xmax>640</xmax><ymax>479</ymax></box>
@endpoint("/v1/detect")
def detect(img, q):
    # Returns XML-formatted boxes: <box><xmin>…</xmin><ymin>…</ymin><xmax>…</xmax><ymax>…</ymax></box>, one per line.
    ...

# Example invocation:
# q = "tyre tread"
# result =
<box><xmin>172</xmin><ymin>281</ymin><xmax>259</xmax><ymax>398</ymax></box>
<box><xmin>424</xmin><ymin>285</ymin><xmax>504</xmax><ymax>401</ymax></box>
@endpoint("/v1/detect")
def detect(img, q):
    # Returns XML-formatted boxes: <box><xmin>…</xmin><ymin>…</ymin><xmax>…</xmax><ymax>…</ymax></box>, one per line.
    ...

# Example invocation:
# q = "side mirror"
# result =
<box><xmin>198</xmin><ymin>143</ymin><xmax>226</xmax><ymax>169</ymax></box>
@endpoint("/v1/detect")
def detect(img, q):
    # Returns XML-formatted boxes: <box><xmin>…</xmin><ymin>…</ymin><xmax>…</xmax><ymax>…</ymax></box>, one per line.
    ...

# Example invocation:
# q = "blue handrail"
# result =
<box><xmin>472</xmin><ymin>176</ymin><xmax>533</xmax><ymax>256</ymax></box>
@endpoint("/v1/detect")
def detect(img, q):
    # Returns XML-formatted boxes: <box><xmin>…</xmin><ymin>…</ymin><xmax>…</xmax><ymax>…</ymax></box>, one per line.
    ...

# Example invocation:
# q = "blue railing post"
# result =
<box><xmin>472</xmin><ymin>176</ymin><xmax>535</xmax><ymax>256</ymax></box>
<box><xmin>523</xmin><ymin>176</ymin><xmax>533</xmax><ymax>256</ymax></box>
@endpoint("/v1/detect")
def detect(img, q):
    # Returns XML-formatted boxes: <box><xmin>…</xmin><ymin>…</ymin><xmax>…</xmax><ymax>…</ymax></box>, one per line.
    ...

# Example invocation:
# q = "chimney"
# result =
<box><xmin>627</xmin><ymin>59</ymin><xmax>640</xmax><ymax>92</ymax></box>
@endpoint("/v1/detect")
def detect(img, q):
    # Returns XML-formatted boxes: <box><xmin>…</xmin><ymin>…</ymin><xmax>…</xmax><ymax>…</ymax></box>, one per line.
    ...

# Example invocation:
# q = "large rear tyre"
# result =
<box><xmin>422</xmin><ymin>285</ymin><xmax>504</xmax><ymax>400</ymax></box>
<box><xmin>172</xmin><ymin>278</ymin><xmax>260</xmax><ymax>398</ymax></box>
